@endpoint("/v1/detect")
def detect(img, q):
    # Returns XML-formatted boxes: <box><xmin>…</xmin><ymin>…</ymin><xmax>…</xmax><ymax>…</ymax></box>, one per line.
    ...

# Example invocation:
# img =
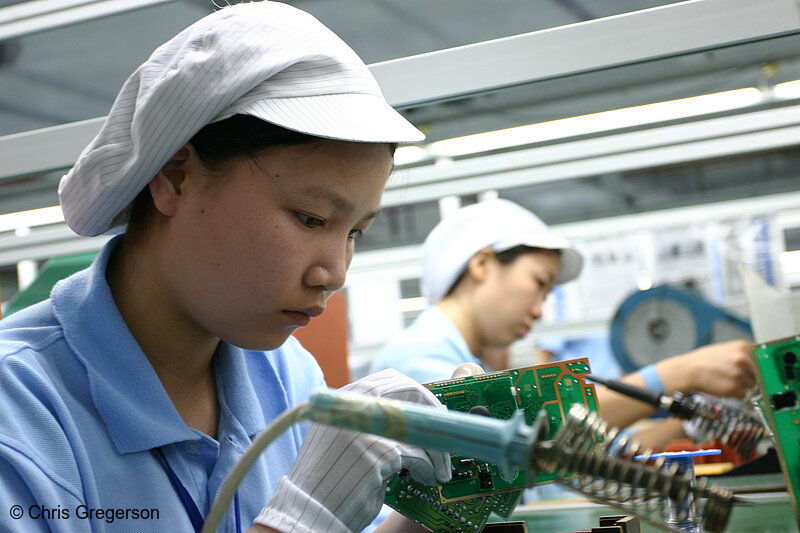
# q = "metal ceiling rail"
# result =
<box><xmin>381</xmin><ymin>103</ymin><xmax>800</xmax><ymax>207</ymax></box>
<box><xmin>370</xmin><ymin>0</ymin><xmax>800</xmax><ymax>107</ymax></box>
<box><xmin>0</xmin><ymin>0</ymin><xmax>175</xmax><ymax>41</ymax></box>
<box><xmin>347</xmin><ymin>189</ymin><xmax>800</xmax><ymax>277</ymax></box>
<box><xmin>0</xmin><ymin>223</ymin><xmax>109</xmax><ymax>267</ymax></box>
<box><xmin>3</xmin><ymin>102</ymin><xmax>800</xmax><ymax>266</ymax></box>
<box><xmin>0</xmin><ymin>117</ymin><xmax>104</xmax><ymax>184</ymax></box>
<box><xmin>2</xmin><ymin>0</ymin><xmax>800</xmax><ymax>182</ymax></box>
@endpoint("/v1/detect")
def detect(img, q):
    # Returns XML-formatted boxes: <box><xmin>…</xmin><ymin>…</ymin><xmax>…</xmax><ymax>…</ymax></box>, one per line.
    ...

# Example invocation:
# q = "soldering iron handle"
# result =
<box><xmin>585</xmin><ymin>374</ymin><xmax>664</xmax><ymax>407</ymax></box>
<box><xmin>305</xmin><ymin>388</ymin><xmax>538</xmax><ymax>472</ymax></box>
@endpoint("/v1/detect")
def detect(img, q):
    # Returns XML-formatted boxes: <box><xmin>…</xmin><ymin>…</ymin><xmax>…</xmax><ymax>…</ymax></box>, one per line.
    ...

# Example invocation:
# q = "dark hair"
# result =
<box><xmin>442</xmin><ymin>245</ymin><xmax>561</xmax><ymax>299</ymax></box>
<box><xmin>493</xmin><ymin>245</ymin><xmax>553</xmax><ymax>265</ymax></box>
<box><xmin>125</xmin><ymin>114</ymin><xmax>397</xmax><ymax>239</ymax></box>
<box><xmin>191</xmin><ymin>114</ymin><xmax>321</xmax><ymax>172</ymax></box>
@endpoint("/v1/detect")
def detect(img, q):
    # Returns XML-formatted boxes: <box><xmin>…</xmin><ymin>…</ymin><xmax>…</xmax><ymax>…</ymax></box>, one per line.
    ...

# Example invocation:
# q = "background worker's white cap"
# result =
<box><xmin>420</xmin><ymin>199</ymin><xmax>584</xmax><ymax>304</ymax></box>
<box><xmin>59</xmin><ymin>1</ymin><xmax>424</xmax><ymax>237</ymax></box>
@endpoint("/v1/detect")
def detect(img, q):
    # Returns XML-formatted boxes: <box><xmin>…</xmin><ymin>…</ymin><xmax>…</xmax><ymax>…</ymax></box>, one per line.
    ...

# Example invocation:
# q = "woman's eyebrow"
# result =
<box><xmin>360</xmin><ymin>210</ymin><xmax>381</xmax><ymax>224</ymax></box>
<box><xmin>300</xmin><ymin>185</ymin><xmax>354</xmax><ymax>211</ymax></box>
<box><xmin>300</xmin><ymin>185</ymin><xmax>381</xmax><ymax>222</ymax></box>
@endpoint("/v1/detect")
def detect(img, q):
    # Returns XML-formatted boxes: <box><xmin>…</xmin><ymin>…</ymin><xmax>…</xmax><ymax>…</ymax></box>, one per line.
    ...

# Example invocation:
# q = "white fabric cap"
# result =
<box><xmin>421</xmin><ymin>199</ymin><xmax>584</xmax><ymax>304</ymax></box>
<box><xmin>59</xmin><ymin>1</ymin><xmax>424</xmax><ymax>237</ymax></box>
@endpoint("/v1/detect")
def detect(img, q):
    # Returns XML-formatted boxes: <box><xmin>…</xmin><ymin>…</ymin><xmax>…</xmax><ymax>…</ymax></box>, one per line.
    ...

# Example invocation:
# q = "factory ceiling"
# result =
<box><xmin>1</xmin><ymin>0</ymin><xmax>799</xmax><ymax>227</ymax></box>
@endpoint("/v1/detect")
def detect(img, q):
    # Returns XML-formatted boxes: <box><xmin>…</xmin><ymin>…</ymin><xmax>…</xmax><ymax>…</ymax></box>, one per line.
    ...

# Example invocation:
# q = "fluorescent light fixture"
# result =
<box><xmin>780</xmin><ymin>250</ymin><xmax>800</xmax><ymax>274</ymax></box>
<box><xmin>429</xmin><ymin>87</ymin><xmax>764</xmax><ymax>158</ymax></box>
<box><xmin>773</xmin><ymin>79</ymin><xmax>800</xmax><ymax>100</ymax></box>
<box><xmin>393</xmin><ymin>146</ymin><xmax>429</xmax><ymax>166</ymax></box>
<box><xmin>0</xmin><ymin>205</ymin><xmax>64</xmax><ymax>233</ymax></box>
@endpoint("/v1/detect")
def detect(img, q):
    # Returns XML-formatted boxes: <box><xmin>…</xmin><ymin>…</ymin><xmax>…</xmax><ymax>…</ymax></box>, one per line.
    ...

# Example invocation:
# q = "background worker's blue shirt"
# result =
<box><xmin>538</xmin><ymin>333</ymin><xmax>623</xmax><ymax>380</ymax></box>
<box><xmin>368</xmin><ymin>306</ymin><xmax>483</xmax><ymax>383</ymax></box>
<box><xmin>0</xmin><ymin>237</ymin><xmax>325</xmax><ymax>533</ymax></box>
<box><xmin>364</xmin><ymin>306</ymin><xmax>483</xmax><ymax>532</ymax></box>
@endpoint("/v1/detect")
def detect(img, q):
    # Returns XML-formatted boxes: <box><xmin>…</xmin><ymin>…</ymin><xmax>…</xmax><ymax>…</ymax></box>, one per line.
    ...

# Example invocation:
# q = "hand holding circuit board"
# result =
<box><xmin>383</xmin><ymin>358</ymin><xmax>742</xmax><ymax>533</ymax></box>
<box><xmin>383</xmin><ymin>358</ymin><xmax>600</xmax><ymax>532</ymax></box>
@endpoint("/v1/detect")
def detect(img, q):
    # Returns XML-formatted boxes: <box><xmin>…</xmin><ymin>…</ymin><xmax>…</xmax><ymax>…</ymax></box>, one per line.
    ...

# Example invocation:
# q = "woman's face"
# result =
<box><xmin>474</xmin><ymin>249</ymin><xmax>561</xmax><ymax>349</ymax></box>
<box><xmin>158</xmin><ymin>139</ymin><xmax>392</xmax><ymax>350</ymax></box>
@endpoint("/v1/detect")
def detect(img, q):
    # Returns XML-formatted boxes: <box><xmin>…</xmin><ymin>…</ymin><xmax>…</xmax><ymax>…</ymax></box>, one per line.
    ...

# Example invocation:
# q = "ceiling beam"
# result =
<box><xmin>0</xmin><ymin>0</ymin><xmax>176</xmax><ymax>41</ymax></box>
<box><xmin>3</xmin><ymin>104</ymin><xmax>799</xmax><ymax>266</ymax></box>
<box><xmin>1</xmin><ymin>0</ymin><xmax>799</xmax><ymax>182</ymax></box>
<box><xmin>371</xmin><ymin>0</ymin><xmax>800</xmax><ymax>107</ymax></box>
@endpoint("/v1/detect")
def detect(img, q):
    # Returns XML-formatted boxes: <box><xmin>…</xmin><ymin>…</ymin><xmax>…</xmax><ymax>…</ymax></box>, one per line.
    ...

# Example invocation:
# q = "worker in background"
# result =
<box><xmin>369</xmin><ymin>198</ymin><xmax>756</xmax><ymax>443</ymax></box>
<box><xmin>536</xmin><ymin>333</ymin><xmax>624</xmax><ymax>379</ymax></box>
<box><xmin>0</xmin><ymin>3</ymin><xmax>450</xmax><ymax>532</ymax></box>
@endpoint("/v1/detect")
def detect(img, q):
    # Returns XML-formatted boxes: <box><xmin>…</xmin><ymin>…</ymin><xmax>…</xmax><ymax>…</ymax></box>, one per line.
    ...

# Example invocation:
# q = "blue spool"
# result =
<box><xmin>610</xmin><ymin>285</ymin><xmax>752</xmax><ymax>374</ymax></box>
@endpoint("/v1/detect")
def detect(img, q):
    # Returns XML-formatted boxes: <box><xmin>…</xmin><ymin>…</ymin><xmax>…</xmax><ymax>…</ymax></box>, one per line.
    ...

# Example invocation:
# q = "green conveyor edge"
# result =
<box><xmin>3</xmin><ymin>252</ymin><xmax>97</xmax><ymax>316</ymax></box>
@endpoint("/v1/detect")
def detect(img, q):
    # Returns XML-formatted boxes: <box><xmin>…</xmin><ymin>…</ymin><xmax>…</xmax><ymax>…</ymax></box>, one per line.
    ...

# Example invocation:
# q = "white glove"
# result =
<box><xmin>255</xmin><ymin>369</ymin><xmax>452</xmax><ymax>533</ymax></box>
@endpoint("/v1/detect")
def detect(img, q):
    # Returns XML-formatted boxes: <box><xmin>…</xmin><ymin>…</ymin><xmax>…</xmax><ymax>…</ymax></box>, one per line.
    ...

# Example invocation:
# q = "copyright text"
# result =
<box><xmin>9</xmin><ymin>505</ymin><xmax>159</xmax><ymax>523</ymax></box>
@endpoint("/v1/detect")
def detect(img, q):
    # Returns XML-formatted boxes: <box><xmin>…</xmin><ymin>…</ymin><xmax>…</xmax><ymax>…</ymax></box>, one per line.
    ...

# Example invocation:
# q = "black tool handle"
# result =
<box><xmin>585</xmin><ymin>373</ymin><xmax>663</xmax><ymax>408</ymax></box>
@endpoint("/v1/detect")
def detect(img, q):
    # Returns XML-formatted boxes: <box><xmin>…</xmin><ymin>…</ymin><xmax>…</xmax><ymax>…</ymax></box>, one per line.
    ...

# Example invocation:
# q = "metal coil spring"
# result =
<box><xmin>533</xmin><ymin>404</ymin><xmax>736</xmax><ymax>533</ymax></box>
<box><xmin>682</xmin><ymin>392</ymin><xmax>768</xmax><ymax>457</ymax></box>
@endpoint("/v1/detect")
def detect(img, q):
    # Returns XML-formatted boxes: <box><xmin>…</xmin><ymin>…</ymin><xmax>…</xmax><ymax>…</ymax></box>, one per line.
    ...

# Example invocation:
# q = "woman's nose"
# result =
<box><xmin>303</xmin><ymin>244</ymin><xmax>350</xmax><ymax>292</ymax></box>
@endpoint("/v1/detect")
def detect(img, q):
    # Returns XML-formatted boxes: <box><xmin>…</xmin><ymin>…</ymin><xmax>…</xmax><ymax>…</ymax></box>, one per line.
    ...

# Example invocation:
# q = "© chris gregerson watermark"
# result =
<box><xmin>8</xmin><ymin>504</ymin><xmax>160</xmax><ymax>524</ymax></box>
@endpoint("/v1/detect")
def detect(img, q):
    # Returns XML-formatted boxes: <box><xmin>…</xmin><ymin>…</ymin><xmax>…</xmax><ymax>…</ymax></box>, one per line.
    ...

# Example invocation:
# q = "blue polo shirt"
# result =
<box><xmin>368</xmin><ymin>307</ymin><xmax>483</xmax><ymax>383</ymax></box>
<box><xmin>0</xmin><ymin>238</ymin><xmax>325</xmax><ymax>532</ymax></box>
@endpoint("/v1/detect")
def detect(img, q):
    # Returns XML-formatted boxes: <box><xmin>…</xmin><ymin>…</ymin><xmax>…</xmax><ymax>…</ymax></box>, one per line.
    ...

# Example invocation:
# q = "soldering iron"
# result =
<box><xmin>584</xmin><ymin>373</ymin><xmax>704</xmax><ymax>419</ymax></box>
<box><xmin>202</xmin><ymin>388</ymin><xmax>744</xmax><ymax>533</ymax></box>
<box><xmin>584</xmin><ymin>373</ymin><xmax>768</xmax><ymax>457</ymax></box>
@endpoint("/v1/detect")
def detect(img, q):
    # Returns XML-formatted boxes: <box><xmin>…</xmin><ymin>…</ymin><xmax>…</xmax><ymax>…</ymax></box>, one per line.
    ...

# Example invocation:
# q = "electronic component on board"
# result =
<box><xmin>753</xmin><ymin>336</ymin><xmax>800</xmax><ymax>528</ymax></box>
<box><xmin>383</xmin><ymin>358</ymin><xmax>600</xmax><ymax>533</ymax></box>
<box><xmin>300</xmin><ymin>361</ymin><xmax>742</xmax><ymax>533</ymax></box>
<box><xmin>207</xmin><ymin>375</ymin><xmax>742</xmax><ymax>533</ymax></box>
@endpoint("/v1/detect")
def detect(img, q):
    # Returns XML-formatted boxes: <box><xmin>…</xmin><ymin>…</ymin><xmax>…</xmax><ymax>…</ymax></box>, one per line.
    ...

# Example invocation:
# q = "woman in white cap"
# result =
<box><xmin>369</xmin><ymin>198</ymin><xmax>755</xmax><ymax>436</ymax></box>
<box><xmin>0</xmin><ymin>3</ymin><xmax>448</xmax><ymax>533</ymax></box>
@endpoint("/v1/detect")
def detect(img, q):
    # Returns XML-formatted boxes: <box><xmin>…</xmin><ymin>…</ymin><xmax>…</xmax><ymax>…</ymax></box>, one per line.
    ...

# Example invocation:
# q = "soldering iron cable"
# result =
<box><xmin>202</xmin><ymin>403</ymin><xmax>310</xmax><ymax>533</ymax></box>
<box><xmin>202</xmin><ymin>389</ymin><xmax>742</xmax><ymax>533</ymax></box>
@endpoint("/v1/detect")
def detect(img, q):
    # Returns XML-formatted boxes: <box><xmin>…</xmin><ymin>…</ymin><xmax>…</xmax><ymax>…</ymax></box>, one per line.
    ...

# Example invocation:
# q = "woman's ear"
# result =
<box><xmin>466</xmin><ymin>246</ymin><xmax>495</xmax><ymax>284</ymax></box>
<box><xmin>148</xmin><ymin>144</ymin><xmax>193</xmax><ymax>216</ymax></box>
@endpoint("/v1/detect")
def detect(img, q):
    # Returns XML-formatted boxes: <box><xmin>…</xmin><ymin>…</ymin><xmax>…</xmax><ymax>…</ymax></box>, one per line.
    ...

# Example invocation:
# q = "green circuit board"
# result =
<box><xmin>753</xmin><ymin>336</ymin><xmax>800</xmax><ymax>527</ymax></box>
<box><xmin>384</xmin><ymin>358</ymin><xmax>599</xmax><ymax>532</ymax></box>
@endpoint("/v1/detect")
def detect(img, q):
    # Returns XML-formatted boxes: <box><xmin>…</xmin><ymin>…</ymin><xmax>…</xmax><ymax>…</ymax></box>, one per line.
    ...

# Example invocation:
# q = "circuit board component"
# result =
<box><xmin>753</xmin><ymin>336</ymin><xmax>800</xmax><ymax>527</ymax></box>
<box><xmin>384</xmin><ymin>358</ymin><xmax>599</xmax><ymax>532</ymax></box>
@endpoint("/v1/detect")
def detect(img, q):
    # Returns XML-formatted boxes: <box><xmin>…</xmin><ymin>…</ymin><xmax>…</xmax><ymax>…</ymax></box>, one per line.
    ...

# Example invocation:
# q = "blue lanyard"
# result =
<box><xmin>155</xmin><ymin>447</ymin><xmax>241</xmax><ymax>533</ymax></box>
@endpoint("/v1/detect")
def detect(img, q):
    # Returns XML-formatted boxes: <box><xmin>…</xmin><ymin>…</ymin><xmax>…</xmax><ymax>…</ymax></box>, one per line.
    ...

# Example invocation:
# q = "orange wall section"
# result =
<box><xmin>292</xmin><ymin>291</ymin><xmax>351</xmax><ymax>388</ymax></box>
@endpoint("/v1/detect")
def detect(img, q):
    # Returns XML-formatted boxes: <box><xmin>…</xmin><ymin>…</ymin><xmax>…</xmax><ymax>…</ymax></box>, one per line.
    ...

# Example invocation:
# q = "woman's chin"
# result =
<box><xmin>228</xmin><ymin>331</ymin><xmax>293</xmax><ymax>352</ymax></box>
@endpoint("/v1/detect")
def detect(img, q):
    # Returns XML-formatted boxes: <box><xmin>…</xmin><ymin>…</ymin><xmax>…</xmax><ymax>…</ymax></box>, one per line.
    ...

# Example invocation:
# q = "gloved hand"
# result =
<box><xmin>254</xmin><ymin>369</ymin><xmax>452</xmax><ymax>533</ymax></box>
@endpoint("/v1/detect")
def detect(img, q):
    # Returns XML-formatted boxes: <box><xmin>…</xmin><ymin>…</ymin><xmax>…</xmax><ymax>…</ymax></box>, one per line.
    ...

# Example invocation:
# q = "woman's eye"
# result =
<box><xmin>295</xmin><ymin>212</ymin><xmax>324</xmax><ymax>228</ymax></box>
<box><xmin>348</xmin><ymin>228</ymin><xmax>364</xmax><ymax>240</ymax></box>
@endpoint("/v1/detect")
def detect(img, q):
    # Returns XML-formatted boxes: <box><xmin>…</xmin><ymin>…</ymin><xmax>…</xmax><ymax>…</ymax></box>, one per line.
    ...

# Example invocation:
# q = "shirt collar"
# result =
<box><xmin>423</xmin><ymin>306</ymin><xmax>483</xmax><ymax>366</ymax></box>
<box><xmin>51</xmin><ymin>236</ymin><xmax>265</xmax><ymax>454</ymax></box>
<box><xmin>214</xmin><ymin>341</ymin><xmax>266</xmax><ymax>438</ymax></box>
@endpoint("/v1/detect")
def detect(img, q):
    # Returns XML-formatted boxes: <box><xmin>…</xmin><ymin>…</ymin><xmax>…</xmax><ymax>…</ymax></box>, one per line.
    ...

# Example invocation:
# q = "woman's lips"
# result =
<box><xmin>283</xmin><ymin>310</ymin><xmax>311</xmax><ymax>326</ymax></box>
